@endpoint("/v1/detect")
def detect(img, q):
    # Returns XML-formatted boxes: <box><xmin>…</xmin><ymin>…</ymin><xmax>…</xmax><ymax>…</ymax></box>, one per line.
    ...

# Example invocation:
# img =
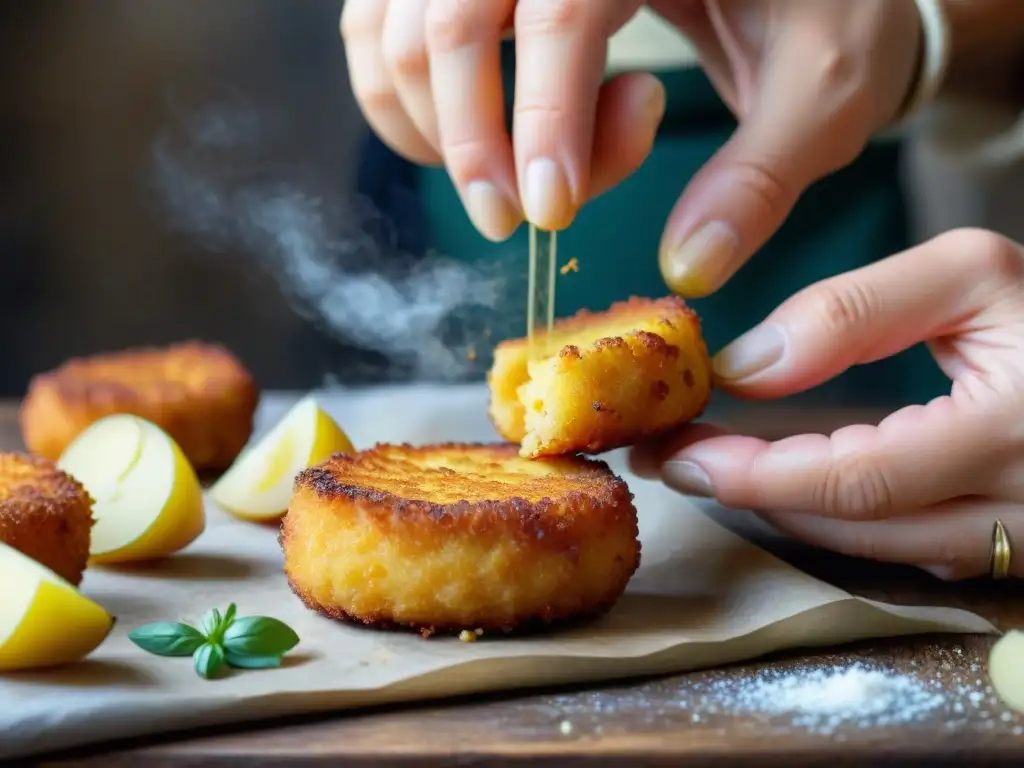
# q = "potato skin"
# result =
<box><xmin>19</xmin><ymin>341</ymin><xmax>259</xmax><ymax>471</ymax></box>
<box><xmin>0</xmin><ymin>453</ymin><xmax>94</xmax><ymax>585</ymax></box>
<box><xmin>281</xmin><ymin>443</ymin><xmax>641</xmax><ymax>636</ymax></box>
<box><xmin>488</xmin><ymin>296</ymin><xmax>713</xmax><ymax>458</ymax></box>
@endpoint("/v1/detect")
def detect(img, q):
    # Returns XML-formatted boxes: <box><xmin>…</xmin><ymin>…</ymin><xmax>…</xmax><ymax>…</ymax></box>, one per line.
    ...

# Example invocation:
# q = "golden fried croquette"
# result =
<box><xmin>20</xmin><ymin>341</ymin><xmax>259</xmax><ymax>471</ymax></box>
<box><xmin>488</xmin><ymin>296</ymin><xmax>712</xmax><ymax>458</ymax></box>
<box><xmin>0</xmin><ymin>453</ymin><xmax>93</xmax><ymax>585</ymax></box>
<box><xmin>282</xmin><ymin>443</ymin><xmax>641</xmax><ymax>635</ymax></box>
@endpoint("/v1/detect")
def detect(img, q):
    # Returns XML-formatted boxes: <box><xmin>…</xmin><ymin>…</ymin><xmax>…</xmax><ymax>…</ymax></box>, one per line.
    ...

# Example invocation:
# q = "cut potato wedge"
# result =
<box><xmin>0</xmin><ymin>540</ymin><xmax>114</xmax><ymax>671</ymax></box>
<box><xmin>59</xmin><ymin>414</ymin><xmax>205</xmax><ymax>563</ymax></box>
<box><xmin>210</xmin><ymin>396</ymin><xmax>354</xmax><ymax>522</ymax></box>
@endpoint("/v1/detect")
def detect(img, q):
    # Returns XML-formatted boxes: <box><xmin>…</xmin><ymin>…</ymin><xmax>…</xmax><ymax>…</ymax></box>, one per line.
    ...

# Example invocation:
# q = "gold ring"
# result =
<box><xmin>991</xmin><ymin>519</ymin><xmax>1013</xmax><ymax>580</ymax></box>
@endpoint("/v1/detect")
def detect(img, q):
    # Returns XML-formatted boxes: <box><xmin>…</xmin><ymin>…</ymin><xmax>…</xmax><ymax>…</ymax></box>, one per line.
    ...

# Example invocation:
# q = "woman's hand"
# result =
<box><xmin>339</xmin><ymin>1</ymin><xmax>922</xmax><ymax>276</ymax></box>
<box><xmin>630</xmin><ymin>228</ymin><xmax>1024</xmax><ymax>580</ymax></box>
<box><xmin>651</xmin><ymin>0</ymin><xmax>923</xmax><ymax>297</ymax></box>
<box><xmin>340</xmin><ymin>0</ymin><xmax>656</xmax><ymax>242</ymax></box>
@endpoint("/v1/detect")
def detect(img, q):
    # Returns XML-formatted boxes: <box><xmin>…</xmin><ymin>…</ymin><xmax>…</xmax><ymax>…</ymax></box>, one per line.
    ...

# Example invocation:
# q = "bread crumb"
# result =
<box><xmin>459</xmin><ymin>629</ymin><xmax>477</xmax><ymax>642</ymax></box>
<box><xmin>466</xmin><ymin>345</ymin><xmax>477</xmax><ymax>362</ymax></box>
<box><xmin>560</xmin><ymin>258</ymin><xmax>578</xmax><ymax>275</ymax></box>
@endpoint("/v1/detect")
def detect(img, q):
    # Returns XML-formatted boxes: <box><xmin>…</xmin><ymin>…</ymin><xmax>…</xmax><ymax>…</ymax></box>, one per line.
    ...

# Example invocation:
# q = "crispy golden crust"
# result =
<box><xmin>488</xmin><ymin>296</ymin><xmax>713</xmax><ymax>458</ymax></box>
<box><xmin>281</xmin><ymin>443</ymin><xmax>641</xmax><ymax>635</ymax></box>
<box><xmin>0</xmin><ymin>453</ymin><xmax>94</xmax><ymax>585</ymax></box>
<box><xmin>515</xmin><ymin>295</ymin><xmax>698</xmax><ymax>341</ymax></box>
<box><xmin>19</xmin><ymin>341</ymin><xmax>259</xmax><ymax>471</ymax></box>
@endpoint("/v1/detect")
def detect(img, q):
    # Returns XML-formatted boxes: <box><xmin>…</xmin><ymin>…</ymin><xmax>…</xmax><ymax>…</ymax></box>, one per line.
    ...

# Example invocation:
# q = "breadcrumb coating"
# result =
<box><xmin>282</xmin><ymin>443</ymin><xmax>641</xmax><ymax>635</ymax></box>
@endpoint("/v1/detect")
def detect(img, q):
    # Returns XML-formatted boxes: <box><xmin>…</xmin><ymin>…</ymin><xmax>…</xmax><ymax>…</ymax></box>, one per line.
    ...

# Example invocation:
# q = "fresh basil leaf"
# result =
<box><xmin>222</xmin><ymin>616</ymin><xmax>299</xmax><ymax>657</ymax></box>
<box><xmin>200</xmin><ymin>608</ymin><xmax>223</xmax><ymax>642</ymax></box>
<box><xmin>225</xmin><ymin>651</ymin><xmax>283</xmax><ymax>670</ymax></box>
<box><xmin>222</xmin><ymin>602</ymin><xmax>237</xmax><ymax>629</ymax></box>
<box><xmin>128</xmin><ymin>622</ymin><xmax>205</xmax><ymax>657</ymax></box>
<box><xmin>193</xmin><ymin>642</ymin><xmax>226</xmax><ymax>680</ymax></box>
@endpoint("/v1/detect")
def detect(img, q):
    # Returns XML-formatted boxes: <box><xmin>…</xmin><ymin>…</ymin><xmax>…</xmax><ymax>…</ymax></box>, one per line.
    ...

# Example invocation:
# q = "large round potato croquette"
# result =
<box><xmin>488</xmin><ymin>296</ymin><xmax>712</xmax><ymax>458</ymax></box>
<box><xmin>20</xmin><ymin>341</ymin><xmax>259</xmax><ymax>472</ymax></box>
<box><xmin>0</xmin><ymin>453</ymin><xmax>94</xmax><ymax>585</ymax></box>
<box><xmin>282</xmin><ymin>443</ymin><xmax>641</xmax><ymax>636</ymax></box>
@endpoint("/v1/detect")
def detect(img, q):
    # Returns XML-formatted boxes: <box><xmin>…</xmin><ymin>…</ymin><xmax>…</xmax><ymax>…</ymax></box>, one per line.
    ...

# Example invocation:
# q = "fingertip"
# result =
<box><xmin>628</xmin><ymin>422</ymin><xmax>731</xmax><ymax>479</ymax></box>
<box><xmin>644</xmin><ymin>75</ymin><xmax>668</xmax><ymax>127</ymax></box>
<box><xmin>477</xmin><ymin>221</ymin><xmax>523</xmax><ymax>243</ymax></box>
<box><xmin>670</xmin><ymin>433</ymin><xmax>771</xmax><ymax>467</ymax></box>
<box><xmin>660</xmin><ymin>459</ymin><xmax>715</xmax><ymax>498</ymax></box>
<box><xmin>659</xmin><ymin>220</ymin><xmax>740</xmax><ymax>299</ymax></box>
<box><xmin>626</xmin><ymin>446</ymin><xmax>661</xmax><ymax>479</ymax></box>
<box><xmin>364</xmin><ymin>107</ymin><xmax>446</xmax><ymax>167</ymax></box>
<box><xmin>653</xmin><ymin>422</ymin><xmax>735</xmax><ymax>459</ymax></box>
<box><xmin>464</xmin><ymin>180</ymin><xmax>523</xmax><ymax>241</ymax></box>
<box><xmin>588</xmin><ymin>72</ymin><xmax>667</xmax><ymax>201</ymax></box>
<box><xmin>521</xmin><ymin>157</ymin><xmax>576</xmax><ymax>230</ymax></box>
<box><xmin>665</xmin><ymin>433</ymin><xmax>772</xmax><ymax>506</ymax></box>
<box><xmin>605</xmin><ymin>71</ymin><xmax>667</xmax><ymax>133</ymax></box>
<box><xmin>658</xmin><ymin>123</ymin><xmax>812</xmax><ymax>296</ymax></box>
<box><xmin>343</xmin><ymin>30</ymin><xmax>445</xmax><ymax>168</ymax></box>
<box><xmin>708</xmin><ymin>323</ymin><xmax>794</xmax><ymax>398</ymax></box>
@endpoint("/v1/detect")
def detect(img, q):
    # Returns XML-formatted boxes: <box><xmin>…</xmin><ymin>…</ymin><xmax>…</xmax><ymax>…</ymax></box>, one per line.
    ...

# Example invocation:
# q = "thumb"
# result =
<box><xmin>657</xmin><ymin>11</ymin><xmax>888</xmax><ymax>302</ymax></box>
<box><xmin>711</xmin><ymin>228</ymin><xmax>1024</xmax><ymax>400</ymax></box>
<box><xmin>658</xmin><ymin>112</ymin><xmax>831</xmax><ymax>299</ymax></box>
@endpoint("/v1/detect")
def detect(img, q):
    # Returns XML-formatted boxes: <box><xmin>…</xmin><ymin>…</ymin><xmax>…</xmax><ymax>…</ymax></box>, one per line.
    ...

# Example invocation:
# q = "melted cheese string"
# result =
<box><xmin>527</xmin><ymin>223</ymin><xmax>558</xmax><ymax>358</ymax></box>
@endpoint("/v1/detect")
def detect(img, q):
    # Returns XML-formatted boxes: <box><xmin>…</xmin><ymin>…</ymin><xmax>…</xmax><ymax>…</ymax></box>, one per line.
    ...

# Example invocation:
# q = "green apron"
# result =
<box><xmin>418</xmin><ymin>52</ymin><xmax>946</xmax><ymax>408</ymax></box>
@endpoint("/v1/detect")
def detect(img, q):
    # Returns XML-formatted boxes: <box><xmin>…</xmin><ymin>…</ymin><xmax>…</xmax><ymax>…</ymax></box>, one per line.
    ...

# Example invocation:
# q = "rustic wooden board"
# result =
<box><xmin>2</xmin><ymin>399</ymin><xmax>1021</xmax><ymax>767</ymax></box>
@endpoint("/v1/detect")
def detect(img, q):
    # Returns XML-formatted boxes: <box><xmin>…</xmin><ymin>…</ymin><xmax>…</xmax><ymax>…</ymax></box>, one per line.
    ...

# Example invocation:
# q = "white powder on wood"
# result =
<box><xmin>548</xmin><ymin>652</ymin><xmax>1017</xmax><ymax>738</ymax></box>
<box><xmin>708</xmin><ymin>662</ymin><xmax>948</xmax><ymax>732</ymax></box>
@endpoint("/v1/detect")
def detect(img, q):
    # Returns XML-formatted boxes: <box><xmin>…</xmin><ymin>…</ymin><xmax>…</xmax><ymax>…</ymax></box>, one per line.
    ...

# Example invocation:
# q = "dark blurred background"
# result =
<box><xmin>2</xmin><ymin>1</ymin><xmax>1023</xmax><ymax>398</ymax></box>
<box><xmin>0</xmin><ymin>0</ymin><xmax>380</xmax><ymax>396</ymax></box>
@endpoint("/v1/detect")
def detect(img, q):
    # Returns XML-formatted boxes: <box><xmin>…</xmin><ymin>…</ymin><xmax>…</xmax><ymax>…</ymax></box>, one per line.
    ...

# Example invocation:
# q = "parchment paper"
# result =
<box><xmin>0</xmin><ymin>385</ymin><xmax>997</xmax><ymax>759</ymax></box>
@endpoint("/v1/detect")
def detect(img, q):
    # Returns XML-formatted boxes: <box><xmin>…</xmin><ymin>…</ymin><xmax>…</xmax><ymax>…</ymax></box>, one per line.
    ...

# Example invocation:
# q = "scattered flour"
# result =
<box><xmin>697</xmin><ymin>662</ymin><xmax>948</xmax><ymax>733</ymax></box>
<box><xmin>548</xmin><ymin>652</ymin><xmax>1015</xmax><ymax>738</ymax></box>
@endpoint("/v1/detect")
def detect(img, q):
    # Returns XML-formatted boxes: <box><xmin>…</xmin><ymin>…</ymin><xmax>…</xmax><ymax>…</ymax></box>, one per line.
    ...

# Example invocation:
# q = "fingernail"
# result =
<box><xmin>660</xmin><ymin>221</ymin><xmax>739</xmax><ymax>298</ymax></box>
<box><xmin>661</xmin><ymin>460</ymin><xmax>714</xmax><ymax>498</ymax></box>
<box><xmin>523</xmin><ymin>157</ymin><xmax>571</xmax><ymax>229</ymax></box>
<box><xmin>644</xmin><ymin>78</ymin><xmax>667</xmax><ymax>127</ymax></box>
<box><xmin>713</xmin><ymin>323</ymin><xmax>787</xmax><ymax>382</ymax></box>
<box><xmin>465</xmin><ymin>180</ymin><xmax>522</xmax><ymax>242</ymax></box>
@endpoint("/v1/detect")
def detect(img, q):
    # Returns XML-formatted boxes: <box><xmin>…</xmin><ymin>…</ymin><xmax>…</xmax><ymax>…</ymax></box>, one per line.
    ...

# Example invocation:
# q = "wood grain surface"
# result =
<box><xmin>3</xmin><ymin>399</ymin><xmax>1021</xmax><ymax>767</ymax></box>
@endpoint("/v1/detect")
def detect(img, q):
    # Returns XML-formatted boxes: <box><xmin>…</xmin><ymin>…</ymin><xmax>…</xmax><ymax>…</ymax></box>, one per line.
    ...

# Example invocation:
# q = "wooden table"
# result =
<box><xmin>6</xmin><ymin>399</ymin><xmax>1022</xmax><ymax>767</ymax></box>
